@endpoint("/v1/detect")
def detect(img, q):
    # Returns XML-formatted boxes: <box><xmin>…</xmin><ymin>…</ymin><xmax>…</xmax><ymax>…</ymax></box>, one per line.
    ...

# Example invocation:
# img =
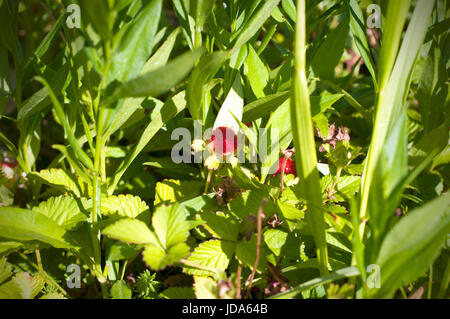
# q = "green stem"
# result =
<box><xmin>438</xmin><ymin>258</ymin><xmax>450</xmax><ymax>299</ymax></box>
<box><xmin>291</xmin><ymin>0</ymin><xmax>329</xmax><ymax>276</ymax></box>
<box><xmin>204</xmin><ymin>169</ymin><xmax>214</xmax><ymax>193</ymax></box>
<box><xmin>427</xmin><ymin>265</ymin><xmax>433</xmax><ymax>299</ymax></box>
<box><xmin>328</xmin><ymin>167</ymin><xmax>342</xmax><ymax>198</ymax></box>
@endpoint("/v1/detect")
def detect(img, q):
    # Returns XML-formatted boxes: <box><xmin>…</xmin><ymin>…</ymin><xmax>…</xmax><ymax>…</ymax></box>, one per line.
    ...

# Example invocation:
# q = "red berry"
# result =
<box><xmin>211</xmin><ymin>126</ymin><xmax>238</xmax><ymax>155</ymax></box>
<box><xmin>273</xmin><ymin>157</ymin><xmax>297</xmax><ymax>177</ymax></box>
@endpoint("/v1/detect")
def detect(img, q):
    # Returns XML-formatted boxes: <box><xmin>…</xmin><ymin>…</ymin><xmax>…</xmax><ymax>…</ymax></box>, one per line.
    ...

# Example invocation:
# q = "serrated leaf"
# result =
<box><xmin>155</xmin><ymin>179</ymin><xmax>203</xmax><ymax>206</ymax></box>
<box><xmin>277</xmin><ymin>200</ymin><xmax>305</xmax><ymax>231</ymax></box>
<box><xmin>102</xmin><ymin>218</ymin><xmax>158</xmax><ymax>245</ymax></box>
<box><xmin>194</xmin><ymin>276</ymin><xmax>217</xmax><ymax>299</ymax></box>
<box><xmin>201</xmin><ymin>212</ymin><xmax>239</xmax><ymax>242</ymax></box>
<box><xmin>152</xmin><ymin>204</ymin><xmax>189</xmax><ymax>249</ymax></box>
<box><xmin>183</xmin><ymin>240</ymin><xmax>234</xmax><ymax>276</ymax></box>
<box><xmin>0</xmin><ymin>258</ymin><xmax>12</xmax><ymax>284</ymax></box>
<box><xmin>30</xmin><ymin>169</ymin><xmax>84</xmax><ymax>197</ymax></box>
<box><xmin>101</xmin><ymin>194</ymin><xmax>149</xmax><ymax>218</ymax></box>
<box><xmin>143</xmin><ymin>242</ymin><xmax>190</xmax><ymax>270</ymax></box>
<box><xmin>32</xmin><ymin>195</ymin><xmax>89</xmax><ymax>229</ymax></box>
<box><xmin>5</xmin><ymin>273</ymin><xmax>45</xmax><ymax>299</ymax></box>
<box><xmin>40</xmin><ymin>292</ymin><xmax>66</xmax><ymax>299</ymax></box>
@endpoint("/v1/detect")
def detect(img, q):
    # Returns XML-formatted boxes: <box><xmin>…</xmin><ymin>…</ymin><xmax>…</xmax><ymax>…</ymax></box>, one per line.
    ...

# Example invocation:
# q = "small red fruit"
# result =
<box><xmin>274</xmin><ymin>157</ymin><xmax>296</xmax><ymax>177</ymax></box>
<box><xmin>210</xmin><ymin>126</ymin><xmax>238</xmax><ymax>155</ymax></box>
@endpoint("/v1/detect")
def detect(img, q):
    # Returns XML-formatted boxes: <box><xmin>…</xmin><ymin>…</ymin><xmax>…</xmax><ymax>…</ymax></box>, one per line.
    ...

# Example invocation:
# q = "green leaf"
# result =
<box><xmin>201</xmin><ymin>212</ymin><xmax>239</xmax><ymax>242</ymax></box>
<box><xmin>409</xmin><ymin>126</ymin><xmax>449</xmax><ymax>169</ymax></box>
<box><xmin>359</xmin><ymin>0</ymin><xmax>433</xmax><ymax>233</ymax></box>
<box><xmin>235</xmin><ymin>234</ymin><xmax>268</xmax><ymax>273</ymax></box>
<box><xmin>194</xmin><ymin>276</ymin><xmax>217</xmax><ymax>299</ymax></box>
<box><xmin>79</xmin><ymin>0</ymin><xmax>114</xmax><ymax>40</ymax></box>
<box><xmin>152</xmin><ymin>204</ymin><xmax>189</xmax><ymax>249</ymax></box>
<box><xmin>30</xmin><ymin>168</ymin><xmax>85</xmax><ymax>197</ymax></box>
<box><xmin>192</xmin><ymin>0</ymin><xmax>215</xmax><ymax>31</ymax></box>
<box><xmin>108</xmin><ymin>0</ymin><xmax>162</xmax><ymax>82</ymax></box>
<box><xmin>372</xmin><ymin>193</ymin><xmax>450</xmax><ymax>298</ymax></box>
<box><xmin>144</xmin><ymin>157</ymin><xmax>198</xmax><ymax>177</ymax></box>
<box><xmin>34</xmin><ymin>76</ymin><xmax>94</xmax><ymax>170</ymax></box>
<box><xmin>32</xmin><ymin>195</ymin><xmax>89</xmax><ymax>229</ymax></box>
<box><xmin>106</xmin><ymin>241</ymin><xmax>141</xmax><ymax>261</ymax></box>
<box><xmin>154</xmin><ymin>179</ymin><xmax>203</xmax><ymax>205</ymax></box>
<box><xmin>23</xmin><ymin>12</ymin><xmax>67</xmax><ymax>75</ymax></box>
<box><xmin>244</xmin><ymin>45</ymin><xmax>269</xmax><ymax>98</ymax></box>
<box><xmin>40</xmin><ymin>292</ymin><xmax>66</xmax><ymax>299</ymax></box>
<box><xmin>0</xmin><ymin>184</ymin><xmax>14</xmax><ymax>206</ymax></box>
<box><xmin>0</xmin><ymin>258</ymin><xmax>13</xmax><ymax>284</ymax></box>
<box><xmin>229</xmin><ymin>188</ymin><xmax>274</xmax><ymax>221</ymax></box>
<box><xmin>108</xmin><ymin>91</ymin><xmax>188</xmax><ymax>194</ymax></box>
<box><xmin>101</xmin><ymin>194</ymin><xmax>149</xmax><ymax>218</ymax></box>
<box><xmin>0</xmin><ymin>207</ymin><xmax>75</xmax><ymax>249</ymax></box>
<box><xmin>264</xmin><ymin>229</ymin><xmax>288</xmax><ymax>256</ymax></box>
<box><xmin>105</xmin><ymin>48</ymin><xmax>204</xmax><ymax>104</ymax></box>
<box><xmin>187</xmin><ymin>50</ymin><xmax>231</xmax><ymax>121</ymax></box>
<box><xmin>142</xmin><ymin>27</ymin><xmax>180</xmax><ymax>73</ymax></box>
<box><xmin>277</xmin><ymin>200</ymin><xmax>305</xmax><ymax>231</ymax></box>
<box><xmin>110</xmin><ymin>280</ymin><xmax>132</xmax><ymax>299</ymax></box>
<box><xmin>183</xmin><ymin>240</ymin><xmax>234</xmax><ymax>276</ymax></box>
<box><xmin>0</xmin><ymin>272</ymin><xmax>45</xmax><ymax>299</ymax></box>
<box><xmin>311</xmin><ymin>12</ymin><xmax>349</xmax><ymax>78</ymax></box>
<box><xmin>348</xmin><ymin>0</ymin><xmax>377</xmax><ymax>89</ymax></box>
<box><xmin>102</xmin><ymin>218</ymin><xmax>158</xmax><ymax>245</ymax></box>
<box><xmin>242</xmin><ymin>91</ymin><xmax>290</xmax><ymax>123</ymax></box>
<box><xmin>143</xmin><ymin>242</ymin><xmax>190</xmax><ymax>270</ymax></box>
<box><xmin>0</xmin><ymin>241</ymin><xmax>22</xmax><ymax>258</ymax></box>
<box><xmin>233</xmin><ymin>0</ymin><xmax>281</xmax><ymax>49</ymax></box>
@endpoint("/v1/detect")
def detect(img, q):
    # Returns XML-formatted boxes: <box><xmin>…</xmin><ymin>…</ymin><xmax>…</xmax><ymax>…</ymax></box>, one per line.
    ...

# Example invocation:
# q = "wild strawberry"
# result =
<box><xmin>273</xmin><ymin>157</ymin><xmax>297</xmax><ymax>177</ymax></box>
<box><xmin>210</xmin><ymin>126</ymin><xmax>238</xmax><ymax>156</ymax></box>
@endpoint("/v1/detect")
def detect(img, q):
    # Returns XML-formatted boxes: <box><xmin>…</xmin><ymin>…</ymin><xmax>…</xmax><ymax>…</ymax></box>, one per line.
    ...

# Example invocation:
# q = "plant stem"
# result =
<box><xmin>279</xmin><ymin>157</ymin><xmax>287</xmax><ymax>197</ymax></box>
<box><xmin>291</xmin><ymin>0</ymin><xmax>329</xmax><ymax>276</ymax></box>
<box><xmin>327</xmin><ymin>167</ymin><xmax>342</xmax><ymax>198</ymax></box>
<box><xmin>438</xmin><ymin>258</ymin><xmax>450</xmax><ymax>299</ymax></box>
<box><xmin>204</xmin><ymin>168</ymin><xmax>214</xmax><ymax>193</ymax></box>
<box><xmin>427</xmin><ymin>265</ymin><xmax>433</xmax><ymax>299</ymax></box>
<box><xmin>245</xmin><ymin>198</ymin><xmax>266</xmax><ymax>298</ymax></box>
<box><xmin>235</xmin><ymin>261</ymin><xmax>242</xmax><ymax>299</ymax></box>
